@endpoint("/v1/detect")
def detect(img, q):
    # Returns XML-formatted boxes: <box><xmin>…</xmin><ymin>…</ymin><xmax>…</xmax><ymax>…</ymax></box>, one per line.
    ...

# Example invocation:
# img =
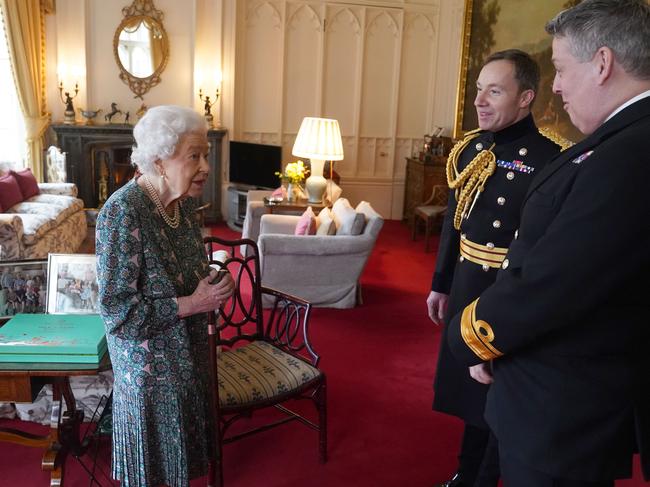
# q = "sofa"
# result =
<box><xmin>257</xmin><ymin>200</ymin><xmax>384</xmax><ymax>308</ymax></box>
<box><xmin>0</xmin><ymin>173</ymin><xmax>87</xmax><ymax>261</ymax></box>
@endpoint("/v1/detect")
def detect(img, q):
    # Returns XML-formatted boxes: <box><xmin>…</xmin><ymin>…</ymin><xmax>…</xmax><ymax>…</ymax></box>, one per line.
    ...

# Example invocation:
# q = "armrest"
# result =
<box><xmin>258</xmin><ymin>232</ymin><xmax>372</xmax><ymax>256</ymax></box>
<box><xmin>260</xmin><ymin>214</ymin><xmax>300</xmax><ymax>235</ymax></box>
<box><xmin>261</xmin><ymin>285</ymin><xmax>319</xmax><ymax>366</ymax></box>
<box><xmin>38</xmin><ymin>182</ymin><xmax>78</xmax><ymax>197</ymax></box>
<box><xmin>0</xmin><ymin>214</ymin><xmax>24</xmax><ymax>260</ymax></box>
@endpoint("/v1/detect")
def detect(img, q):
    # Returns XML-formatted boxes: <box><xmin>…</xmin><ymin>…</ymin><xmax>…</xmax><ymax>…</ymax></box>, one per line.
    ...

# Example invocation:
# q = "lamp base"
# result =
<box><xmin>63</xmin><ymin>110</ymin><xmax>76</xmax><ymax>125</ymax></box>
<box><xmin>305</xmin><ymin>159</ymin><xmax>326</xmax><ymax>203</ymax></box>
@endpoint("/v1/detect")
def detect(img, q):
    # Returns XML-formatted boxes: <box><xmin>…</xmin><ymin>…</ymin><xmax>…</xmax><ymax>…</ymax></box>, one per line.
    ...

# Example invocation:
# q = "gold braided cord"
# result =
<box><xmin>142</xmin><ymin>175</ymin><xmax>180</xmax><ymax>228</ymax></box>
<box><xmin>446</xmin><ymin>132</ymin><xmax>496</xmax><ymax>230</ymax></box>
<box><xmin>539</xmin><ymin>127</ymin><xmax>574</xmax><ymax>151</ymax></box>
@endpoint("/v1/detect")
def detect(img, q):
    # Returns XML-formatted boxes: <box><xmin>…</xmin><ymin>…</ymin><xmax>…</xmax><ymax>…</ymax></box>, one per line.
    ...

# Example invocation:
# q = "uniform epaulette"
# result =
<box><xmin>538</xmin><ymin>127</ymin><xmax>575</xmax><ymax>151</ymax></box>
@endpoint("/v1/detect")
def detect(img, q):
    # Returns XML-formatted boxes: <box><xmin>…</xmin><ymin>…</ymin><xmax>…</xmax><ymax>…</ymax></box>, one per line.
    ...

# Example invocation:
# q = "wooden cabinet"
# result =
<box><xmin>403</xmin><ymin>157</ymin><xmax>447</xmax><ymax>225</ymax></box>
<box><xmin>50</xmin><ymin>124</ymin><xmax>226</xmax><ymax>223</ymax></box>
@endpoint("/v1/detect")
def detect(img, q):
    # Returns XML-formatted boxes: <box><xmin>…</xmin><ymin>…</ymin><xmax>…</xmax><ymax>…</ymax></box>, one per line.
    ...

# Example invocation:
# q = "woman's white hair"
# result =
<box><xmin>131</xmin><ymin>105</ymin><xmax>207</xmax><ymax>173</ymax></box>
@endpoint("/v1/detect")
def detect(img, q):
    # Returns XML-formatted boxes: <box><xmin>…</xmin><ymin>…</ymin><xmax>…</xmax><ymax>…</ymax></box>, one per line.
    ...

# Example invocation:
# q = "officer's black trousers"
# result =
<box><xmin>458</xmin><ymin>423</ymin><xmax>500</xmax><ymax>486</ymax></box>
<box><xmin>500</xmin><ymin>451</ymin><xmax>614</xmax><ymax>487</ymax></box>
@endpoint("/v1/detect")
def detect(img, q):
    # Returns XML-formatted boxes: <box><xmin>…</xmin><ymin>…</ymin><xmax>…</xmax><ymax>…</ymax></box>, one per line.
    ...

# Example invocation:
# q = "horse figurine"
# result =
<box><xmin>105</xmin><ymin>103</ymin><xmax>123</xmax><ymax>123</ymax></box>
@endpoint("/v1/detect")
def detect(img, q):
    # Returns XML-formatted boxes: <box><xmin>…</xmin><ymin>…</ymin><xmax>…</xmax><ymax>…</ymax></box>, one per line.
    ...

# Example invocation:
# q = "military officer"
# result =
<box><xmin>427</xmin><ymin>49</ymin><xmax>565</xmax><ymax>487</ymax></box>
<box><xmin>447</xmin><ymin>1</ymin><xmax>650</xmax><ymax>485</ymax></box>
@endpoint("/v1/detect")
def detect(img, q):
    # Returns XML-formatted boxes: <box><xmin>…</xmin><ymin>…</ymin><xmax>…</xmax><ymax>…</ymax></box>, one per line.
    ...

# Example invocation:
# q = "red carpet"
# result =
<box><xmin>0</xmin><ymin>221</ymin><xmax>646</xmax><ymax>486</ymax></box>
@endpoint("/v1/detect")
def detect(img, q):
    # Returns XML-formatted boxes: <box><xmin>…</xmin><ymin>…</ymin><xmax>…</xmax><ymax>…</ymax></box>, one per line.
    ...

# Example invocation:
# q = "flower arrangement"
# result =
<box><xmin>276</xmin><ymin>160</ymin><xmax>309</xmax><ymax>185</ymax></box>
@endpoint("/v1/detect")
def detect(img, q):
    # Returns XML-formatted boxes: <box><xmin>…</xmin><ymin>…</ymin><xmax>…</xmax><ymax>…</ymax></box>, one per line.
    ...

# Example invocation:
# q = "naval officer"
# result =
<box><xmin>447</xmin><ymin>0</ymin><xmax>650</xmax><ymax>485</ymax></box>
<box><xmin>427</xmin><ymin>49</ymin><xmax>565</xmax><ymax>487</ymax></box>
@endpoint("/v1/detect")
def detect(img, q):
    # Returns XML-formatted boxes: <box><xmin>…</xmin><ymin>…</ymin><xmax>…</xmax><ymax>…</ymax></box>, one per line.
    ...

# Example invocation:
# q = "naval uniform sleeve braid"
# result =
<box><xmin>446</xmin><ymin>138</ymin><xmax>648</xmax><ymax>365</ymax></box>
<box><xmin>97</xmin><ymin>196</ymin><xmax>179</xmax><ymax>340</ymax></box>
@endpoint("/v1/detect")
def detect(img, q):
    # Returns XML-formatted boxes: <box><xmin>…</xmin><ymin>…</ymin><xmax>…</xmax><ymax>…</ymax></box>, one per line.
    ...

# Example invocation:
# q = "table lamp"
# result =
<box><xmin>292</xmin><ymin>117</ymin><xmax>344</xmax><ymax>203</ymax></box>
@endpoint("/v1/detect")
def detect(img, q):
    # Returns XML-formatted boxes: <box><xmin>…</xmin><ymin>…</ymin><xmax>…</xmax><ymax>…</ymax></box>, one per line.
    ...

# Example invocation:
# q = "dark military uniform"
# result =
<box><xmin>447</xmin><ymin>97</ymin><xmax>650</xmax><ymax>483</ymax></box>
<box><xmin>432</xmin><ymin>114</ymin><xmax>562</xmax><ymax>425</ymax></box>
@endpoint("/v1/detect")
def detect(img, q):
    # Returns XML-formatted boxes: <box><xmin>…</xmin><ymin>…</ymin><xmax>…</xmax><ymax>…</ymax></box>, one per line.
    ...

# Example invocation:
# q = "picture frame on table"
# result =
<box><xmin>0</xmin><ymin>259</ymin><xmax>49</xmax><ymax>325</ymax></box>
<box><xmin>454</xmin><ymin>0</ymin><xmax>583</xmax><ymax>143</ymax></box>
<box><xmin>46</xmin><ymin>254</ymin><xmax>100</xmax><ymax>314</ymax></box>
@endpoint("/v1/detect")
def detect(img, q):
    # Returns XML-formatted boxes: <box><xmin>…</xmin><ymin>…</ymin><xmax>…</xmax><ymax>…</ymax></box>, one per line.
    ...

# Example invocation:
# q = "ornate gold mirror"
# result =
<box><xmin>113</xmin><ymin>0</ymin><xmax>169</xmax><ymax>99</ymax></box>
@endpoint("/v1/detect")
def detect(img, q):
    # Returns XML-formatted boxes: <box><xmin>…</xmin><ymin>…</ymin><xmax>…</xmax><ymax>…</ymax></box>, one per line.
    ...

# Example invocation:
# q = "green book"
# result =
<box><xmin>0</xmin><ymin>314</ymin><xmax>107</xmax><ymax>364</ymax></box>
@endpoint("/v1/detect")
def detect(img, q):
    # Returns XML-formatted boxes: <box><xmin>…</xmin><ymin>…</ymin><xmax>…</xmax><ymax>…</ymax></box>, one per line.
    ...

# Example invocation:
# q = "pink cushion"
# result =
<box><xmin>294</xmin><ymin>207</ymin><xmax>317</xmax><ymax>235</ymax></box>
<box><xmin>12</xmin><ymin>168</ymin><xmax>40</xmax><ymax>199</ymax></box>
<box><xmin>0</xmin><ymin>173</ymin><xmax>24</xmax><ymax>210</ymax></box>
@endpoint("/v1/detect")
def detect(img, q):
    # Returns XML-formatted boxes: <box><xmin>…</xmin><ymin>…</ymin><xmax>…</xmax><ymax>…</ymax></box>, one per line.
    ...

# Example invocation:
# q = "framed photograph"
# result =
<box><xmin>46</xmin><ymin>254</ymin><xmax>99</xmax><ymax>314</ymax></box>
<box><xmin>454</xmin><ymin>0</ymin><xmax>583</xmax><ymax>143</ymax></box>
<box><xmin>0</xmin><ymin>259</ymin><xmax>49</xmax><ymax>324</ymax></box>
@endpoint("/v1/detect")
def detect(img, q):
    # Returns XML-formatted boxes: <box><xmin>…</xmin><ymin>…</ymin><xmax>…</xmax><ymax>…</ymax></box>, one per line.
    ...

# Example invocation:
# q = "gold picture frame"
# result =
<box><xmin>453</xmin><ymin>0</ymin><xmax>583</xmax><ymax>143</ymax></box>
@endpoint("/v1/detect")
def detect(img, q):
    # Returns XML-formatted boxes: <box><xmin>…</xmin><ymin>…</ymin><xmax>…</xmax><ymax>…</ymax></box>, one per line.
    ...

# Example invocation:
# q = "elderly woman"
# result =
<box><xmin>96</xmin><ymin>105</ymin><xmax>233</xmax><ymax>487</ymax></box>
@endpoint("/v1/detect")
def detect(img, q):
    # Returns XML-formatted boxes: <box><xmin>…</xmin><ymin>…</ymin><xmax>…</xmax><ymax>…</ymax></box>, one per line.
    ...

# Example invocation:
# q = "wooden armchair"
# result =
<box><xmin>412</xmin><ymin>184</ymin><xmax>449</xmax><ymax>252</ymax></box>
<box><xmin>203</xmin><ymin>236</ymin><xmax>327</xmax><ymax>486</ymax></box>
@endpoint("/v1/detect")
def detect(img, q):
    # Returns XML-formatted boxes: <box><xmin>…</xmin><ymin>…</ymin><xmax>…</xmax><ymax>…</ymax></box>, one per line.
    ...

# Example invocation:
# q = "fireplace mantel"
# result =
<box><xmin>49</xmin><ymin>124</ymin><xmax>227</xmax><ymax>223</ymax></box>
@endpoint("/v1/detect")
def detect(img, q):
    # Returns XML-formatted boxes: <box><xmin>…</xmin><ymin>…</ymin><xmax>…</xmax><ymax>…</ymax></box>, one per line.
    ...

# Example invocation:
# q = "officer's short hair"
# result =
<box><xmin>484</xmin><ymin>49</ymin><xmax>540</xmax><ymax>99</ymax></box>
<box><xmin>545</xmin><ymin>0</ymin><xmax>650</xmax><ymax>80</ymax></box>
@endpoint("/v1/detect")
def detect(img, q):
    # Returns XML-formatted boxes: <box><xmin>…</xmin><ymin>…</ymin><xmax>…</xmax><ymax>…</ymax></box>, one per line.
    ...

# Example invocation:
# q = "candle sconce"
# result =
<box><xmin>198</xmin><ymin>88</ymin><xmax>220</xmax><ymax>127</ymax></box>
<box><xmin>59</xmin><ymin>82</ymin><xmax>79</xmax><ymax>125</ymax></box>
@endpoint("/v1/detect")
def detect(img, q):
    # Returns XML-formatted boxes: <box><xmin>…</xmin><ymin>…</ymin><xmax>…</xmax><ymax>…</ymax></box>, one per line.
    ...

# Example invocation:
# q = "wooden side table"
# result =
<box><xmin>403</xmin><ymin>157</ymin><xmax>447</xmax><ymax>226</ymax></box>
<box><xmin>263</xmin><ymin>197</ymin><xmax>328</xmax><ymax>215</ymax></box>
<box><xmin>0</xmin><ymin>354</ymin><xmax>111</xmax><ymax>487</ymax></box>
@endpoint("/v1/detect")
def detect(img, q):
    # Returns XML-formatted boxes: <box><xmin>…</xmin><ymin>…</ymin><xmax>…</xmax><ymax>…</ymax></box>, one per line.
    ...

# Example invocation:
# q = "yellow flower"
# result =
<box><xmin>276</xmin><ymin>160</ymin><xmax>309</xmax><ymax>184</ymax></box>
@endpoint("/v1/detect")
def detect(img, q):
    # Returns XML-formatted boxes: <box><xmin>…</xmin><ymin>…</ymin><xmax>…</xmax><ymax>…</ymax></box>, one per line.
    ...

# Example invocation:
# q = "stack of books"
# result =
<box><xmin>0</xmin><ymin>314</ymin><xmax>106</xmax><ymax>364</ymax></box>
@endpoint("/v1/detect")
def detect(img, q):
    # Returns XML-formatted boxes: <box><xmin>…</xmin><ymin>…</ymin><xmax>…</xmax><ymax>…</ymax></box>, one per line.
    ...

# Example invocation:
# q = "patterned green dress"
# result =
<box><xmin>96</xmin><ymin>180</ymin><xmax>213</xmax><ymax>487</ymax></box>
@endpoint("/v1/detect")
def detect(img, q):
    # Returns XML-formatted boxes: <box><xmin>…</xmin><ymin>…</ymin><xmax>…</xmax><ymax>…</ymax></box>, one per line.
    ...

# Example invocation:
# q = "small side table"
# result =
<box><xmin>263</xmin><ymin>197</ymin><xmax>328</xmax><ymax>215</ymax></box>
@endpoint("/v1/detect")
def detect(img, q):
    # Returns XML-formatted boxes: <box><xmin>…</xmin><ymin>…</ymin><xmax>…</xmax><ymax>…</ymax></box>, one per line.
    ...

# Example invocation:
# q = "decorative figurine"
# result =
<box><xmin>78</xmin><ymin>108</ymin><xmax>102</xmax><ymax>125</ymax></box>
<box><xmin>124</xmin><ymin>111</ymin><xmax>131</xmax><ymax>125</ymax></box>
<box><xmin>59</xmin><ymin>82</ymin><xmax>79</xmax><ymax>124</ymax></box>
<box><xmin>105</xmin><ymin>102</ymin><xmax>123</xmax><ymax>123</ymax></box>
<box><xmin>199</xmin><ymin>88</ymin><xmax>220</xmax><ymax>127</ymax></box>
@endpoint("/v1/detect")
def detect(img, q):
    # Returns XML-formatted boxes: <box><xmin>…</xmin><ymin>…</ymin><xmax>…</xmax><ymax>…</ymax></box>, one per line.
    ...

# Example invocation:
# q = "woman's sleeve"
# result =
<box><xmin>96</xmin><ymin>197</ymin><xmax>179</xmax><ymax>340</ymax></box>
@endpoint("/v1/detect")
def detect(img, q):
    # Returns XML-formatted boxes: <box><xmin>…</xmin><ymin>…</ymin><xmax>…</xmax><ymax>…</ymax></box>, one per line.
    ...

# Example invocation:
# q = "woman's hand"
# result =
<box><xmin>177</xmin><ymin>269</ymin><xmax>235</xmax><ymax>317</ymax></box>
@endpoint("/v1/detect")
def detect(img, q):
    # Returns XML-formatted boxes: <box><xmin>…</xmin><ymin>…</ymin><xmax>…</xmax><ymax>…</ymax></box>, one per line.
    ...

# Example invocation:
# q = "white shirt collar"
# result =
<box><xmin>605</xmin><ymin>90</ymin><xmax>650</xmax><ymax>122</ymax></box>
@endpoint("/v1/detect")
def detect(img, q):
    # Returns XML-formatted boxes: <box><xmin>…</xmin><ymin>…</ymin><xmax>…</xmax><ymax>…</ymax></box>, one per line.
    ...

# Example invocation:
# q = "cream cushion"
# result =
<box><xmin>315</xmin><ymin>207</ymin><xmax>336</xmax><ymax>236</ymax></box>
<box><xmin>331</xmin><ymin>198</ymin><xmax>365</xmax><ymax>235</ymax></box>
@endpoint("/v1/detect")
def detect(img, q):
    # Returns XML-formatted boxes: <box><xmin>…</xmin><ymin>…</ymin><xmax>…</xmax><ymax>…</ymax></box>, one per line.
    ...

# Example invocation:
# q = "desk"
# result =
<box><xmin>264</xmin><ymin>197</ymin><xmax>328</xmax><ymax>214</ymax></box>
<box><xmin>0</xmin><ymin>354</ymin><xmax>111</xmax><ymax>487</ymax></box>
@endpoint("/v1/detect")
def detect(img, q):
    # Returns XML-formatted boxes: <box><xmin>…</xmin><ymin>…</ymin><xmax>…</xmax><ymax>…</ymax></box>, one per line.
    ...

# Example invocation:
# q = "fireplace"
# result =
<box><xmin>49</xmin><ymin>124</ymin><xmax>226</xmax><ymax>222</ymax></box>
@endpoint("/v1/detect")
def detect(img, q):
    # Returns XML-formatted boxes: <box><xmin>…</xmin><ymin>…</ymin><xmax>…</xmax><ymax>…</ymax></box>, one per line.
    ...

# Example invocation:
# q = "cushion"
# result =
<box><xmin>0</xmin><ymin>172</ymin><xmax>24</xmax><ymax>211</ymax></box>
<box><xmin>331</xmin><ymin>198</ymin><xmax>365</xmax><ymax>235</ymax></box>
<box><xmin>217</xmin><ymin>340</ymin><xmax>321</xmax><ymax>408</ymax></box>
<box><xmin>294</xmin><ymin>206</ymin><xmax>317</xmax><ymax>235</ymax></box>
<box><xmin>12</xmin><ymin>168</ymin><xmax>40</xmax><ymax>199</ymax></box>
<box><xmin>316</xmin><ymin>207</ymin><xmax>336</xmax><ymax>236</ymax></box>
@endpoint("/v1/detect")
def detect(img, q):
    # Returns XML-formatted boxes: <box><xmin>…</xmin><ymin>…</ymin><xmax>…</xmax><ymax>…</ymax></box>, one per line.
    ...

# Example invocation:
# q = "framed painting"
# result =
<box><xmin>454</xmin><ymin>0</ymin><xmax>583</xmax><ymax>142</ymax></box>
<box><xmin>0</xmin><ymin>259</ymin><xmax>49</xmax><ymax>324</ymax></box>
<box><xmin>46</xmin><ymin>254</ymin><xmax>100</xmax><ymax>314</ymax></box>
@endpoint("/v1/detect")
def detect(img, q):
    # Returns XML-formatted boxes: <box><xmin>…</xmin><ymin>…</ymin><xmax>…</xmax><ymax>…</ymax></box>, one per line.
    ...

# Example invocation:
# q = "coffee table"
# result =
<box><xmin>263</xmin><ymin>197</ymin><xmax>328</xmax><ymax>214</ymax></box>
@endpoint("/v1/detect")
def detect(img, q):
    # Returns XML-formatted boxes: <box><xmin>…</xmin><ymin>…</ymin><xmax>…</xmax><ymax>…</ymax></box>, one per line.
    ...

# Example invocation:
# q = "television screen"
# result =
<box><xmin>229</xmin><ymin>141</ymin><xmax>282</xmax><ymax>189</ymax></box>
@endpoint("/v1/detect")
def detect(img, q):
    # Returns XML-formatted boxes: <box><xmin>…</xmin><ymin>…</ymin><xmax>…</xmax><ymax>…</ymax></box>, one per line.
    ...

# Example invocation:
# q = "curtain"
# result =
<box><xmin>0</xmin><ymin>0</ymin><xmax>49</xmax><ymax>181</ymax></box>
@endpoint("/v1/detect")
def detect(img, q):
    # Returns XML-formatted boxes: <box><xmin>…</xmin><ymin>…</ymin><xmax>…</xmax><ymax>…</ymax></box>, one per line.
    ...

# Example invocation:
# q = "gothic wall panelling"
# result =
<box><xmin>284</xmin><ymin>4</ymin><xmax>322</xmax><ymax>131</ymax></box>
<box><xmin>242</xmin><ymin>1</ymin><xmax>284</xmax><ymax>132</ymax></box>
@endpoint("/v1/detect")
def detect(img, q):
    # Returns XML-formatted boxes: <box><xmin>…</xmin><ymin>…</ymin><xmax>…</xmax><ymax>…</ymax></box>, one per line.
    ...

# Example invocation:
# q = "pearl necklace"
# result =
<box><xmin>142</xmin><ymin>175</ymin><xmax>180</xmax><ymax>228</ymax></box>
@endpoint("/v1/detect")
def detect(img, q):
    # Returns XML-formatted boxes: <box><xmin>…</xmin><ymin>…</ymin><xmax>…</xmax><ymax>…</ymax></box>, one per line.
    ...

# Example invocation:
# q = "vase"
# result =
<box><xmin>286</xmin><ymin>182</ymin><xmax>304</xmax><ymax>202</ymax></box>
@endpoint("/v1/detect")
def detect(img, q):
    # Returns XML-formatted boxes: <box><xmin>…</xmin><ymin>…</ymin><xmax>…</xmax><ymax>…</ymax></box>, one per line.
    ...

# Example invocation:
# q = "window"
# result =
<box><xmin>0</xmin><ymin>13</ymin><xmax>27</xmax><ymax>170</ymax></box>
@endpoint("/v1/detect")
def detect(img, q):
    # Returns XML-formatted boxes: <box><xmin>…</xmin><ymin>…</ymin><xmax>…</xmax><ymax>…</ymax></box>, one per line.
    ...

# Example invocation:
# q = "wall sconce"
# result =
<box><xmin>58</xmin><ymin>81</ymin><xmax>79</xmax><ymax>125</ymax></box>
<box><xmin>198</xmin><ymin>87</ymin><xmax>220</xmax><ymax>128</ymax></box>
<box><xmin>292</xmin><ymin>117</ymin><xmax>344</xmax><ymax>203</ymax></box>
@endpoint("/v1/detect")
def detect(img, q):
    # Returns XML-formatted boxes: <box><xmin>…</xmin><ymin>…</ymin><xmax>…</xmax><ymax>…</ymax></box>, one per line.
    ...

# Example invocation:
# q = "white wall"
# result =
<box><xmin>45</xmin><ymin>0</ymin><xmax>464</xmax><ymax>220</ymax></box>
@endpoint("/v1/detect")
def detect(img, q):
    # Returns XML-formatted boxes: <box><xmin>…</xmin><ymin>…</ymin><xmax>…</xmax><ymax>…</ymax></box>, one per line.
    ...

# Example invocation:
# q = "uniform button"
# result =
<box><xmin>461</xmin><ymin>233</ymin><xmax>467</xmax><ymax>240</ymax></box>
<box><xmin>514</xmin><ymin>229</ymin><xmax>519</xmax><ymax>240</ymax></box>
<box><xmin>486</xmin><ymin>242</ymin><xmax>495</xmax><ymax>249</ymax></box>
<box><xmin>502</xmin><ymin>259</ymin><xmax>509</xmax><ymax>269</ymax></box>
<box><xmin>459</xmin><ymin>255</ymin><xmax>465</xmax><ymax>262</ymax></box>
<box><xmin>493</xmin><ymin>220</ymin><xmax>501</xmax><ymax>228</ymax></box>
<box><xmin>476</xmin><ymin>142</ymin><xmax>483</xmax><ymax>151</ymax></box>
<box><xmin>497</xmin><ymin>196</ymin><xmax>506</xmax><ymax>205</ymax></box>
<box><xmin>506</xmin><ymin>171</ymin><xmax>515</xmax><ymax>180</ymax></box>
<box><xmin>482</xmin><ymin>264</ymin><xmax>490</xmax><ymax>272</ymax></box>
<box><xmin>519</xmin><ymin>148</ymin><xmax>528</xmax><ymax>156</ymax></box>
